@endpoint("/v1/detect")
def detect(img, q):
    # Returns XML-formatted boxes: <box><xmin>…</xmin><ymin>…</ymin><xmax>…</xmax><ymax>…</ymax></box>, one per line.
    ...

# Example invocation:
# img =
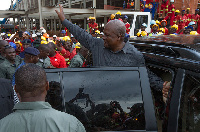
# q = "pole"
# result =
<box><xmin>13</xmin><ymin>18</ymin><xmax>16</xmax><ymax>32</ymax></box>
<box><xmin>94</xmin><ymin>9</ymin><xmax>96</xmax><ymax>23</ymax></box>
<box><xmin>104</xmin><ymin>16</ymin><xmax>107</xmax><ymax>26</ymax></box>
<box><xmin>38</xmin><ymin>0</ymin><xmax>43</xmax><ymax>28</ymax></box>
<box><xmin>68</xmin><ymin>0</ymin><xmax>71</xmax><ymax>8</ymax></box>
<box><xmin>16</xmin><ymin>0</ymin><xmax>19</xmax><ymax>10</ymax></box>
<box><xmin>54</xmin><ymin>18</ymin><xmax>56</xmax><ymax>32</ymax></box>
<box><xmin>84</xmin><ymin>17</ymin><xmax>86</xmax><ymax>29</ymax></box>
<box><xmin>83</xmin><ymin>0</ymin><xmax>86</xmax><ymax>8</ymax></box>
<box><xmin>93</xmin><ymin>0</ymin><xmax>96</xmax><ymax>8</ymax></box>
<box><xmin>25</xmin><ymin>14</ymin><xmax>30</xmax><ymax>31</ymax></box>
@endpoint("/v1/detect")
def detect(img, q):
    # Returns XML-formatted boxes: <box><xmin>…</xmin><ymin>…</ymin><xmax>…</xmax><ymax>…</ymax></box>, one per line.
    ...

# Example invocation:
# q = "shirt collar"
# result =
<box><xmin>13</xmin><ymin>101</ymin><xmax>52</xmax><ymax>111</ymax></box>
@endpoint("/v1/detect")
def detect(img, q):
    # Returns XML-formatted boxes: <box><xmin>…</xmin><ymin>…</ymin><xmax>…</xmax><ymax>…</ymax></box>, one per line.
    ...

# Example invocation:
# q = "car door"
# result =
<box><xmin>45</xmin><ymin>67</ymin><xmax>157</xmax><ymax>132</ymax></box>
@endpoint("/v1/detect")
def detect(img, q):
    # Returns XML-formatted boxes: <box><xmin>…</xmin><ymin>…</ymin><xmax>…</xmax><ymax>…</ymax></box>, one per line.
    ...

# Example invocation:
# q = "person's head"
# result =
<box><xmin>61</xmin><ymin>30</ymin><xmax>66</xmax><ymax>37</ymax></box>
<box><xmin>4</xmin><ymin>46</ymin><xmax>16</xmax><ymax>61</ymax></box>
<box><xmin>123</xmin><ymin>15</ymin><xmax>128</xmax><ymax>23</ymax></box>
<box><xmin>115</xmin><ymin>11</ymin><xmax>121</xmax><ymax>19</ymax></box>
<box><xmin>53</xmin><ymin>35</ymin><xmax>57</xmax><ymax>41</ymax></box>
<box><xmin>38</xmin><ymin>44</ymin><xmax>50</xmax><ymax>59</ymax></box>
<box><xmin>22</xmin><ymin>39</ymin><xmax>32</xmax><ymax>49</ymax></box>
<box><xmin>90</xmin><ymin>17</ymin><xmax>95</xmax><ymax>23</ymax></box>
<box><xmin>170</xmin><ymin>0</ymin><xmax>174</xmax><ymax>4</ymax></box>
<box><xmin>141</xmin><ymin>23</ymin><xmax>147</xmax><ymax>31</ymax></box>
<box><xmin>63</xmin><ymin>40</ymin><xmax>72</xmax><ymax>51</ymax></box>
<box><xmin>24</xmin><ymin>47</ymin><xmax>40</xmax><ymax>64</ymax></box>
<box><xmin>186</xmin><ymin>8</ymin><xmax>190</xmax><ymax>14</ymax></box>
<box><xmin>175</xmin><ymin>10</ymin><xmax>180</xmax><ymax>16</ymax></box>
<box><xmin>22</xmin><ymin>31</ymin><xmax>30</xmax><ymax>39</ymax></box>
<box><xmin>158</xmin><ymin>28</ymin><xmax>165</xmax><ymax>34</ymax></box>
<box><xmin>71</xmin><ymin>34</ymin><xmax>76</xmax><ymax>44</ymax></box>
<box><xmin>195</xmin><ymin>9</ymin><xmax>199</xmax><ymax>15</ymax></box>
<box><xmin>150</xmin><ymin>20</ymin><xmax>156</xmax><ymax>29</ymax></box>
<box><xmin>110</xmin><ymin>14</ymin><xmax>115</xmax><ymax>20</ymax></box>
<box><xmin>0</xmin><ymin>40</ymin><xmax>9</xmax><ymax>55</ymax></box>
<box><xmin>152</xmin><ymin>24</ymin><xmax>159</xmax><ymax>32</ymax></box>
<box><xmin>184</xmin><ymin>26</ymin><xmax>193</xmax><ymax>34</ymax></box>
<box><xmin>181</xmin><ymin>10</ymin><xmax>185</xmax><ymax>16</ymax></box>
<box><xmin>47</xmin><ymin>42</ymin><xmax>56</xmax><ymax>56</ymax></box>
<box><xmin>15</xmin><ymin>42</ymin><xmax>21</xmax><ymax>53</ymax></box>
<box><xmin>102</xmin><ymin>19</ymin><xmax>125</xmax><ymax>51</ymax></box>
<box><xmin>161</xmin><ymin>20</ymin><xmax>167</xmax><ymax>27</ymax></box>
<box><xmin>170</xmin><ymin>24</ymin><xmax>178</xmax><ymax>33</ymax></box>
<box><xmin>188</xmin><ymin>21</ymin><xmax>196</xmax><ymax>30</ymax></box>
<box><xmin>15</xmin><ymin>64</ymin><xmax>49</xmax><ymax>101</ymax></box>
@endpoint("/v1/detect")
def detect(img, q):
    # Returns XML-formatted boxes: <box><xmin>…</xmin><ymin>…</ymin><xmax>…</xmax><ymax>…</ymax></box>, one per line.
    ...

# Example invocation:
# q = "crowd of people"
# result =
<box><xmin>138</xmin><ymin>1</ymin><xmax>200</xmax><ymax>36</ymax></box>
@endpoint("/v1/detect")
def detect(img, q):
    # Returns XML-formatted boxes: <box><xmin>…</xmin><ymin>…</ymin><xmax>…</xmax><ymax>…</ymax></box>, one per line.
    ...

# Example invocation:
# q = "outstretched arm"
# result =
<box><xmin>55</xmin><ymin>5</ymin><xmax>100</xmax><ymax>51</ymax></box>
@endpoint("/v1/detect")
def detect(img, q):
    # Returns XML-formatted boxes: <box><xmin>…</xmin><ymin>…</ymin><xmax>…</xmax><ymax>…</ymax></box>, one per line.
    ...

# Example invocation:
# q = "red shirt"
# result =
<box><xmin>185</xmin><ymin>14</ymin><xmax>191</xmax><ymax>26</ymax></box>
<box><xmin>178</xmin><ymin>15</ymin><xmax>187</xmax><ymax>27</ymax></box>
<box><xmin>160</xmin><ymin>1</ymin><xmax>168</xmax><ymax>15</ymax></box>
<box><xmin>191</xmin><ymin>14</ymin><xmax>199</xmax><ymax>23</ymax></box>
<box><xmin>164</xmin><ymin>27</ymin><xmax>169</xmax><ymax>35</ymax></box>
<box><xmin>89</xmin><ymin>22</ymin><xmax>98</xmax><ymax>33</ymax></box>
<box><xmin>59</xmin><ymin>48</ymin><xmax>77</xmax><ymax>67</ymax></box>
<box><xmin>49</xmin><ymin>52</ymin><xmax>66</xmax><ymax>68</ymax></box>
<box><xmin>168</xmin><ymin>4</ymin><xmax>175</xmax><ymax>25</ymax></box>
<box><xmin>118</xmin><ymin>18</ymin><xmax>123</xmax><ymax>22</ymax></box>
<box><xmin>125</xmin><ymin>22</ymin><xmax>130</xmax><ymax>34</ymax></box>
<box><xmin>58</xmin><ymin>48</ymin><xmax>70</xmax><ymax>58</ymax></box>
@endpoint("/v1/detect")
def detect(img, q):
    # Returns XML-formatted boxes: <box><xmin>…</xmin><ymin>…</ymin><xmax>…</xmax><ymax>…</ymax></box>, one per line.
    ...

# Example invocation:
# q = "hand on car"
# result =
<box><xmin>162</xmin><ymin>81</ymin><xmax>171</xmax><ymax>103</ymax></box>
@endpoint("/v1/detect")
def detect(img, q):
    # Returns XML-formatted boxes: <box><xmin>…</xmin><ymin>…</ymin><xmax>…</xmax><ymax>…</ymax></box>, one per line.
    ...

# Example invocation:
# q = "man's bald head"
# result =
<box><xmin>0</xmin><ymin>40</ymin><xmax>9</xmax><ymax>54</ymax></box>
<box><xmin>105</xmin><ymin>19</ymin><xmax>126</xmax><ymax>38</ymax></box>
<box><xmin>0</xmin><ymin>40</ymin><xmax>8</xmax><ymax>47</ymax></box>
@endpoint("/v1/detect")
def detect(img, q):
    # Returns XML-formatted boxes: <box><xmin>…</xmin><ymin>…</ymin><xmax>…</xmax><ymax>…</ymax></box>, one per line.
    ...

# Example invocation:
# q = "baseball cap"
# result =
<box><xmin>24</xmin><ymin>47</ymin><xmax>40</xmax><ymax>56</ymax></box>
<box><xmin>188</xmin><ymin>21</ymin><xmax>196</xmax><ymax>26</ymax></box>
<box><xmin>150</xmin><ymin>20</ymin><xmax>156</xmax><ymax>25</ymax></box>
<box><xmin>61</xmin><ymin>30</ymin><xmax>66</xmax><ymax>34</ymax></box>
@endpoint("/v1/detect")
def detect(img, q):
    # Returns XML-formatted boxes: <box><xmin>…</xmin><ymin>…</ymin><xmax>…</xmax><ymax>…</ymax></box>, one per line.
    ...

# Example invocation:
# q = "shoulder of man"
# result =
<box><xmin>15</xmin><ymin>55</ymin><xmax>23</xmax><ymax>66</ymax></box>
<box><xmin>0</xmin><ymin>59</ymin><xmax>11</xmax><ymax>68</ymax></box>
<box><xmin>45</xmin><ymin>109</ymin><xmax>86</xmax><ymax>131</ymax></box>
<box><xmin>126</xmin><ymin>42</ymin><xmax>143</xmax><ymax>54</ymax></box>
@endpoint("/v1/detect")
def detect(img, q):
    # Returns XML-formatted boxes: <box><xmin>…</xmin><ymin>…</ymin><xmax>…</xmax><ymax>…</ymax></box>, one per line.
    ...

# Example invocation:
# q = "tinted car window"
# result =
<box><xmin>178</xmin><ymin>74</ymin><xmax>200</xmax><ymax>132</ymax></box>
<box><xmin>46</xmin><ymin>72</ymin><xmax>65</xmax><ymax>111</ymax></box>
<box><xmin>62</xmin><ymin>70</ymin><xmax>145</xmax><ymax>131</ymax></box>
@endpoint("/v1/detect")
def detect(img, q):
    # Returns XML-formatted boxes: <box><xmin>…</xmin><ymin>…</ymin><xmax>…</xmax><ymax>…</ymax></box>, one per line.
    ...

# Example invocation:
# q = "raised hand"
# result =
<box><xmin>55</xmin><ymin>4</ymin><xmax>65</xmax><ymax>22</ymax></box>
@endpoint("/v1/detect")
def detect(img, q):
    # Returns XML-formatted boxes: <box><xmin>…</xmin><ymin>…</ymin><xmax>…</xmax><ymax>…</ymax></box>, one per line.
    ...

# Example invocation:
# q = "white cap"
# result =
<box><xmin>188</xmin><ymin>21</ymin><xmax>196</xmax><ymax>26</ymax></box>
<box><xmin>53</xmin><ymin>35</ymin><xmax>57</xmax><ymax>38</ymax></box>
<box><xmin>142</xmin><ymin>23</ymin><xmax>147</xmax><ymax>28</ymax></box>
<box><xmin>170</xmin><ymin>0</ymin><xmax>174</xmax><ymax>2</ymax></box>
<box><xmin>39</xmin><ymin>27</ymin><xmax>46</xmax><ymax>33</ymax></box>
<box><xmin>32</xmin><ymin>34</ymin><xmax>37</xmax><ymax>38</ymax></box>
